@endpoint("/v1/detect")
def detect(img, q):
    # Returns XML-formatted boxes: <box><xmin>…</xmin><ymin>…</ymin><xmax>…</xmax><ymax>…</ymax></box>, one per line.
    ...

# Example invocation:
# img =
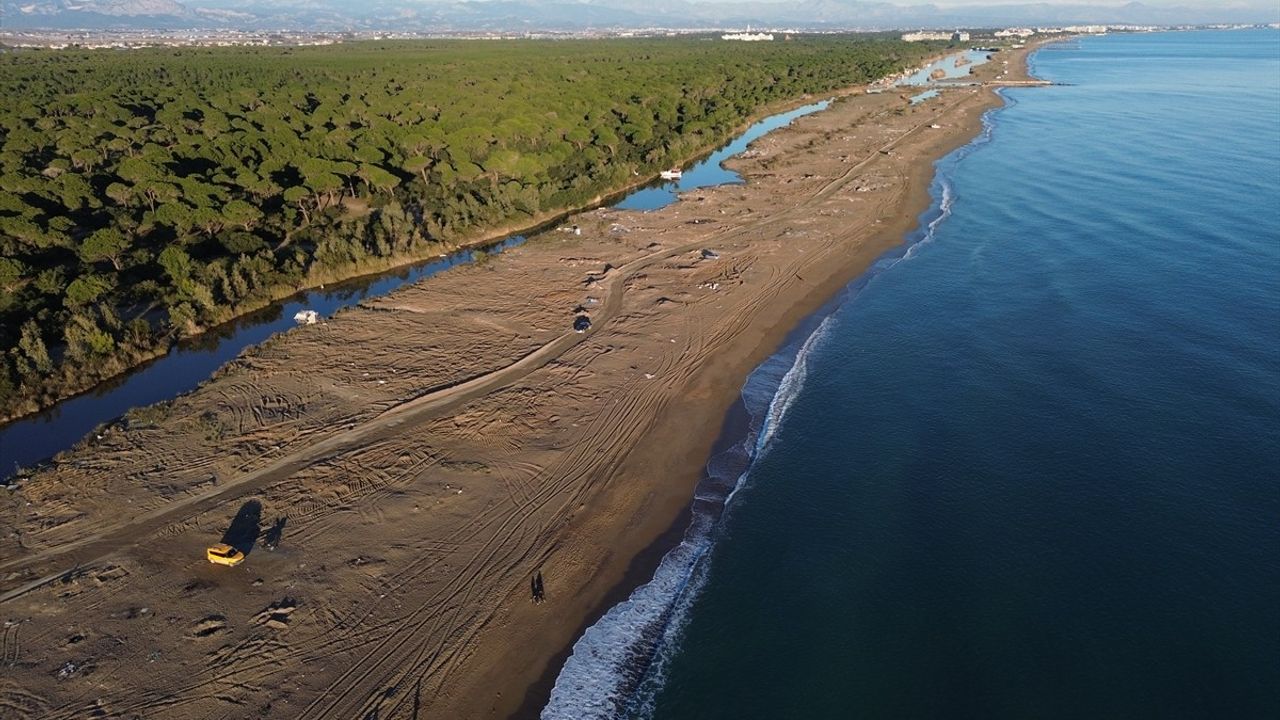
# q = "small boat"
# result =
<box><xmin>659</xmin><ymin>168</ymin><xmax>682</xmax><ymax>180</ymax></box>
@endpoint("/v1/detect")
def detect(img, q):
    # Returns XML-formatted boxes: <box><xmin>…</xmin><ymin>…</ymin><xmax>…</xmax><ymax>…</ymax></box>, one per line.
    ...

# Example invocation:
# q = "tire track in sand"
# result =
<box><xmin>0</xmin><ymin>96</ymin><xmax>967</xmax><ymax>615</ymax></box>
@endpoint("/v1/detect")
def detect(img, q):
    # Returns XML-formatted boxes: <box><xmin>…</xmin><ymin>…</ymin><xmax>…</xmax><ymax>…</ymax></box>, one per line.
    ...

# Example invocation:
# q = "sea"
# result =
<box><xmin>542</xmin><ymin>29</ymin><xmax>1280</xmax><ymax>719</ymax></box>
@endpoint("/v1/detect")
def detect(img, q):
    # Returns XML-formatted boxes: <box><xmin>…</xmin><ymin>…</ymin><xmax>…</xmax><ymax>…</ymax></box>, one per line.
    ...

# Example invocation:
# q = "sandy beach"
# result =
<box><xmin>0</xmin><ymin>46</ymin><xmax>1038</xmax><ymax>719</ymax></box>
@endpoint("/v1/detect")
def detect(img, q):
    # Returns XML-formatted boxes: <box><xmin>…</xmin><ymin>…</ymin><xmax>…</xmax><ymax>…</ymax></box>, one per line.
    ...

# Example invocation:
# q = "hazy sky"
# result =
<box><xmin>691</xmin><ymin>0</ymin><xmax>1269</xmax><ymax>5</ymax></box>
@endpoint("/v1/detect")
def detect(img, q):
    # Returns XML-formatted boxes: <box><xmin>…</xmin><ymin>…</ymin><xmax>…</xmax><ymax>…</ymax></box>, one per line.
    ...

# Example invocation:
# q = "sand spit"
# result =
<box><xmin>0</xmin><ymin>47</ymin><xmax>1037</xmax><ymax>720</ymax></box>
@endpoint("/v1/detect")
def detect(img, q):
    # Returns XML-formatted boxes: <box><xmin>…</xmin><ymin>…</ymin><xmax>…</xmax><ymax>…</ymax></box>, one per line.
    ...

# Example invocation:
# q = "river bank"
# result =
<box><xmin>0</xmin><ymin>46</ymin><xmax>1035</xmax><ymax>720</ymax></box>
<box><xmin>0</xmin><ymin>69</ymin><xmax>891</xmax><ymax>431</ymax></box>
<box><xmin>0</xmin><ymin>97</ymin><xmax>846</xmax><ymax>477</ymax></box>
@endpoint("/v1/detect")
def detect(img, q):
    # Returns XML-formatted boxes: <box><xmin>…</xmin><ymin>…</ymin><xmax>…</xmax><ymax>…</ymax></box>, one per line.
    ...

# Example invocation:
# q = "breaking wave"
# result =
<box><xmin>540</xmin><ymin>316</ymin><xmax>833</xmax><ymax>720</ymax></box>
<box><xmin>541</xmin><ymin>96</ymin><xmax>1008</xmax><ymax>720</ymax></box>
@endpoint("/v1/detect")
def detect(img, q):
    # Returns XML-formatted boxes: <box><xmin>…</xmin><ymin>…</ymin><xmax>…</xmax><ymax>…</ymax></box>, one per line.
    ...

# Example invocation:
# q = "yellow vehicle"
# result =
<box><xmin>206</xmin><ymin>543</ymin><xmax>246</xmax><ymax>567</ymax></box>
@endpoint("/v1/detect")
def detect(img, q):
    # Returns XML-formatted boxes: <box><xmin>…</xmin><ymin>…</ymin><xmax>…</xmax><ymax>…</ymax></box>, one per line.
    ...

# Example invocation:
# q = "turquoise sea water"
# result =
<box><xmin>544</xmin><ymin>30</ymin><xmax>1280</xmax><ymax>719</ymax></box>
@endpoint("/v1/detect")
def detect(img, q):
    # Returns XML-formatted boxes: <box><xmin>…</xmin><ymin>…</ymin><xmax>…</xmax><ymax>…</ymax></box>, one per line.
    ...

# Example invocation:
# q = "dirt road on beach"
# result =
<box><xmin>0</xmin><ymin>48</ymin><xmax>1036</xmax><ymax>720</ymax></box>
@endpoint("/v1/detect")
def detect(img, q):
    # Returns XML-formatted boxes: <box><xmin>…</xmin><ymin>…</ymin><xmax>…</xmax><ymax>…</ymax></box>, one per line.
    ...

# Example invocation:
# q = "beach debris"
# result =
<box><xmin>293</xmin><ymin>310</ymin><xmax>319</xmax><ymax>325</ymax></box>
<box><xmin>644</xmin><ymin>373</ymin><xmax>655</xmax><ymax>379</ymax></box>
<box><xmin>573</xmin><ymin>315</ymin><xmax>592</xmax><ymax>333</ymax></box>
<box><xmin>930</xmin><ymin>124</ymin><xmax>943</xmax><ymax>129</ymax></box>
<box><xmin>700</xmin><ymin>248</ymin><xmax>720</xmax><ymax>260</ymax></box>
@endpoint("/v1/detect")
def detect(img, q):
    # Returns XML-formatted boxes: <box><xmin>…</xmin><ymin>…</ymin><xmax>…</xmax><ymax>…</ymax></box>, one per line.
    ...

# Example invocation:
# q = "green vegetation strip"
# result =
<box><xmin>0</xmin><ymin>36</ymin><xmax>942</xmax><ymax>418</ymax></box>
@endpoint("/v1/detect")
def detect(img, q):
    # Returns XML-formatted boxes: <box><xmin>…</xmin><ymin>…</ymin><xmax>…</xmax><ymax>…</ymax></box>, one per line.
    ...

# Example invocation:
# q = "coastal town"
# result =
<box><xmin>1</xmin><ymin>22</ymin><xmax>1273</xmax><ymax>50</ymax></box>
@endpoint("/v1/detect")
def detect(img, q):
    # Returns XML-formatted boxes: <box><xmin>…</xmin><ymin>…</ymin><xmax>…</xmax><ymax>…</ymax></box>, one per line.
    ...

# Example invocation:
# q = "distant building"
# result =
<box><xmin>722</xmin><ymin>32</ymin><xmax>774</xmax><ymax>41</ymax></box>
<box><xmin>904</xmin><ymin>30</ymin><xmax>969</xmax><ymax>42</ymax></box>
<box><xmin>902</xmin><ymin>31</ymin><xmax>951</xmax><ymax>42</ymax></box>
<box><xmin>995</xmin><ymin>28</ymin><xmax>1037</xmax><ymax>38</ymax></box>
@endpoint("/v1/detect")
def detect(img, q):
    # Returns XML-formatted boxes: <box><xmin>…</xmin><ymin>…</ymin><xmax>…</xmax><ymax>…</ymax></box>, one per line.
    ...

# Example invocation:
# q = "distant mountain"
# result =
<box><xmin>2</xmin><ymin>0</ymin><xmax>1277</xmax><ymax>32</ymax></box>
<box><xmin>4</xmin><ymin>0</ymin><xmax>193</xmax><ymax>27</ymax></box>
<box><xmin>34</xmin><ymin>0</ymin><xmax>188</xmax><ymax>15</ymax></box>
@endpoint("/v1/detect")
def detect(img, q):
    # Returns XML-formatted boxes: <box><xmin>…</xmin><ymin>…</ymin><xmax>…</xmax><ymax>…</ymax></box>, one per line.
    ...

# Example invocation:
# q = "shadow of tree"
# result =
<box><xmin>220</xmin><ymin>500</ymin><xmax>262</xmax><ymax>556</ymax></box>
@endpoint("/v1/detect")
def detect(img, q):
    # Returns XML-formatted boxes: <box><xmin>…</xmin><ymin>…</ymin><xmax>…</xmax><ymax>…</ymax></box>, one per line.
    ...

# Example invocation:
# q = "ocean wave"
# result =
<box><xmin>902</xmin><ymin>177</ymin><xmax>955</xmax><ymax>262</ymax></box>
<box><xmin>883</xmin><ymin>92</ymin><xmax>1004</xmax><ymax>271</ymax></box>
<box><xmin>749</xmin><ymin>315</ymin><xmax>831</xmax><ymax>467</ymax></box>
<box><xmin>541</xmin><ymin>79</ymin><xmax>1012</xmax><ymax>720</ymax></box>
<box><xmin>540</xmin><ymin>314</ymin><xmax>831</xmax><ymax>720</ymax></box>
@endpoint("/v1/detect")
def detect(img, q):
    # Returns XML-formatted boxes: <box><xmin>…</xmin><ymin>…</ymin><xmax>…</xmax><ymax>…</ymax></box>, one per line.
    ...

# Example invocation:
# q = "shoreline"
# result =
<box><xmin>0</xmin><ymin>44</ymin><xmax>1047</xmax><ymax>720</ymax></box>
<box><xmin>518</xmin><ymin>42</ymin><xmax>1047</xmax><ymax>718</ymax></box>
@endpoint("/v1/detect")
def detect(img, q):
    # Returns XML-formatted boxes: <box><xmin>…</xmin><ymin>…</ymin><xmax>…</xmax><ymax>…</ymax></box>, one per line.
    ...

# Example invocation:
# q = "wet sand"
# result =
<box><xmin>0</xmin><ymin>46</ymin><xmax>1036</xmax><ymax>719</ymax></box>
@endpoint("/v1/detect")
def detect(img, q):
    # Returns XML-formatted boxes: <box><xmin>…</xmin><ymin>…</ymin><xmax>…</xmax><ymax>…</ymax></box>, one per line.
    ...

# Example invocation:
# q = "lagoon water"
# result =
<box><xmin>897</xmin><ymin>49</ymin><xmax>991</xmax><ymax>86</ymax></box>
<box><xmin>544</xmin><ymin>30</ymin><xmax>1280</xmax><ymax>719</ymax></box>
<box><xmin>614</xmin><ymin>100</ymin><xmax>828</xmax><ymax>211</ymax></box>
<box><xmin>0</xmin><ymin>101</ymin><xmax>828</xmax><ymax>477</ymax></box>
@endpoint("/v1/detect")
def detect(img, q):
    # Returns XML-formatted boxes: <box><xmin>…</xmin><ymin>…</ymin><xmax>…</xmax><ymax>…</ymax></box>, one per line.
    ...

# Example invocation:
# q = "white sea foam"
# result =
<box><xmin>728</xmin><ymin>314</ymin><xmax>832</xmax><ymax>506</ymax></box>
<box><xmin>540</xmin><ymin>316</ymin><xmax>831</xmax><ymax>720</ymax></box>
<box><xmin>902</xmin><ymin>177</ymin><xmax>955</xmax><ymax>262</ymax></box>
<box><xmin>542</xmin><ymin>95</ymin><xmax>1006</xmax><ymax>720</ymax></box>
